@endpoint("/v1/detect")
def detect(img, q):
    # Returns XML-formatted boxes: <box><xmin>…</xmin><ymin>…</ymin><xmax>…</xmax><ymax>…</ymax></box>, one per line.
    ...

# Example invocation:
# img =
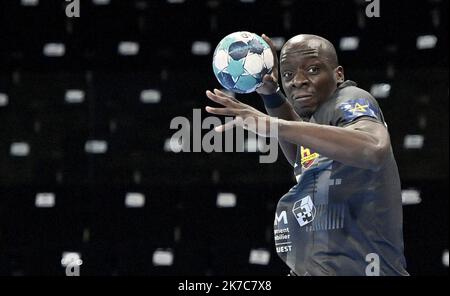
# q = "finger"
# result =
<box><xmin>213</xmin><ymin>89</ymin><xmax>243</xmax><ymax>105</ymax></box>
<box><xmin>256</xmin><ymin>74</ymin><xmax>277</xmax><ymax>91</ymax></box>
<box><xmin>212</xmin><ymin>88</ymin><xmax>229</xmax><ymax>97</ymax></box>
<box><xmin>261</xmin><ymin>34</ymin><xmax>279</xmax><ymax>77</ymax></box>
<box><xmin>261</xmin><ymin>34</ymin><xmax>278</xmax><ymax>59</ymax></box>
<box><xmin>262</xmin><ymin>74</ymin><xmax>274</xmax><ymax>83</ymax></box>
<box><xmin>206</xmin><ymin>90</ymin><xmax>240</xmax><ymax>108</ymax></box>
<box><xmin>206</xmin><ymin>90</ymin><xmax>233</xmax><ymax>107</ymax></box>
<box><xmin>205</xmin><ymin>106</ymin><xmax>241</xmax><ymax>116</ymax></box>
<box><xmin>214</xmin><ymin>120</ymin><xmax>236</xmax><ymax>133</ymax></box>
<box><xmin>214</xmin><ymin>116</ymin><xmax>245</xmax><ymax>132</ymax></box>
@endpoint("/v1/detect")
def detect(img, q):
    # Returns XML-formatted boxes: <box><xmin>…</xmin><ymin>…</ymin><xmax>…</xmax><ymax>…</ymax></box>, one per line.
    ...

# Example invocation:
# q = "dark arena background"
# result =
<box><xmin>0</xmin><ymin>0</ymin><xmax>448</xmax><ymax>276</ymax></box>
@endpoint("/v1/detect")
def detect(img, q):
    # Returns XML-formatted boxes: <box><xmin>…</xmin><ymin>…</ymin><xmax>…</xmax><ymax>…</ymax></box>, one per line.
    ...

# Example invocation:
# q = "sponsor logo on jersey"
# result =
<box><xmin>274</xmin><ymin>211</ymin><xmax>288</xmax><ymax>226</ymax></box>
<box><xmin>338</xmin><ymin>98</ymin><xmax>379</xmax><ymax>122</ymax></box>
<box><xmin>292</xmin><ymin>195</ymin><xmax>316</xmax><ymax>227</ymax></box>
<box><xmin>300</xmin><ymin>146</ymin><xmax>319</xmax><ymax>169</ymax></box>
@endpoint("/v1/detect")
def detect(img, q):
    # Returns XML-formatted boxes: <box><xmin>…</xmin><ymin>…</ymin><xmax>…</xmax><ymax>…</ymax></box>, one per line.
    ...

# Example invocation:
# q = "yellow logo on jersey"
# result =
<box><xmin>300</xmin><ymin>146</ymin><xmax>319</xmax><ymax>169</ymax></box>
<box><xmin>349</xmin><ymin>103</ymin><xmax>369</xmax><ymax>114</ymax></box>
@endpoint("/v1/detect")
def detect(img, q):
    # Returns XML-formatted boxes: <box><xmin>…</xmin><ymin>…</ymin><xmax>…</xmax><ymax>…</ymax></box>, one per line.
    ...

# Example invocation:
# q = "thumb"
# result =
<box><xmin>263</xmin><ymin>74</ymin><xmax>275</xmax><ymax>83</ymax></box>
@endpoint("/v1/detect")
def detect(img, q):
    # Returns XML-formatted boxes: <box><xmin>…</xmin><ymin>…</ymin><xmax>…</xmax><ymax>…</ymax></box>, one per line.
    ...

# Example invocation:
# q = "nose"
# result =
<box><xmin>291</xmin><ymin>70</ymin><xmax>309</xmax><ymax>89</ymax></box>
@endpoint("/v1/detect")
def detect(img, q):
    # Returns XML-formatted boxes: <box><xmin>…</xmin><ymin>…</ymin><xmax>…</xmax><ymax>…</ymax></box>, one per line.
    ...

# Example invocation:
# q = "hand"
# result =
<box><xmin>205</xmin><ymin>89</ymin><xmax>278</xmax><ymax>137</ymax></box>
<box><xmin>256</xmin><ymin>34</ymin><xmax>279</xmax><ymax>95</ymax></box>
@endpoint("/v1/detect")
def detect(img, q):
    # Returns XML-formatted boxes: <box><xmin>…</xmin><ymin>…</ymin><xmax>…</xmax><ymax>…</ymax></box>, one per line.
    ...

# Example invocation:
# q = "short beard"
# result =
<box><xmin>286</xmin><ymin>97</ymin><xmax>312</xmax><ymax>120</ymax></box>
<box><xmin>293</xmin><ymin>104</ymin><xmax>313</xmax><ymax>120</ymax></box>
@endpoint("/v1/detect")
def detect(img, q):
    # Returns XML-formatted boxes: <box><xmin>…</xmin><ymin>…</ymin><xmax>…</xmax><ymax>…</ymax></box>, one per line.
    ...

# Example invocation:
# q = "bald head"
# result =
<box><xmin>281</xmin><ymin>34</ymin><xmax>339</xmax><ymax>68</ymax></box>
<box><xmin>279</xmin><ymin>34</ymin><xmax>345</xmax><ymax>118</ymax></box>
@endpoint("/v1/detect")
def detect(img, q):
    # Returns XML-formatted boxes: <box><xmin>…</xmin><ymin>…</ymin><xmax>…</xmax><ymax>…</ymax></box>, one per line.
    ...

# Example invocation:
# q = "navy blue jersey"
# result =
<box><xmin>274</xmin><ymin>81</ymin><xmax>408</xmax><ymax>276</ymax></box>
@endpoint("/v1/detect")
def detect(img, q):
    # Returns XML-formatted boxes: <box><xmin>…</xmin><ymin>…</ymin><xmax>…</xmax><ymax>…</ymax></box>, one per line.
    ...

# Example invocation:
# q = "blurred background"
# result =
<box><xmin>0</xmin><ymin>0</ymin><xmax>448</xmax><ymax>275</ymax></box>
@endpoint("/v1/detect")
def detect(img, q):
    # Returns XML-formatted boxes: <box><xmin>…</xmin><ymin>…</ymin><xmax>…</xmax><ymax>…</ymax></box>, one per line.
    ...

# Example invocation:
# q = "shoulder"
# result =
<box><xmin>335</xmin><ymin>84</ymin><xmax>378</xmax><ymax>107</ymax></box>
<box><xmin>331</xmin><ymin>82</ymin><xmax>383</xmax><ymax>127</ymax></box>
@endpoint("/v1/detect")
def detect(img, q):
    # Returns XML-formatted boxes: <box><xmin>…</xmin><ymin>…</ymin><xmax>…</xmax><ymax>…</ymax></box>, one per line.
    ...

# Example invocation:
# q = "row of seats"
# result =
<box><xmin>0</xmin><ymin>179</ymin><xmax>447</xmax><ymax>275</ymax></box>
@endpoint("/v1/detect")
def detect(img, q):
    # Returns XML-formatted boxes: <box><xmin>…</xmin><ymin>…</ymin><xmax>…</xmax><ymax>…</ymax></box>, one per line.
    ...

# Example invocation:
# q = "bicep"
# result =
<box><xmin>344</xmin><ymin>118</ymin><xmax>390</xmax><ymax>150</ymax></box>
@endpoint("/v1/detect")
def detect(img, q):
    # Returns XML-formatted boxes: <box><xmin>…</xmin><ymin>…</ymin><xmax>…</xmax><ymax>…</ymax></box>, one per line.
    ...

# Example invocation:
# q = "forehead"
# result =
<box><xmin>280</xmin><ymin>52</ymin><xmax>324</xmax><ymax>68</ymax></box>
<box><xmin>281</xmin><ymin>42</ymin><xmax>336</xmax><ymax>69</ymax></box>
<box><xmin>280</xmin><ymin>37</ymin><xmax>334</xmax><ymax>65</ymax></box>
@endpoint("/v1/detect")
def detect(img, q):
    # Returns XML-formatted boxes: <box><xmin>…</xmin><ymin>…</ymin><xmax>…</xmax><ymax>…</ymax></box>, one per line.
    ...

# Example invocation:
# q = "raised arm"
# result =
<box><xmin>255</xmin><ymin>34</ymin><xmax>300</xmax><ymax>167</ymax></box>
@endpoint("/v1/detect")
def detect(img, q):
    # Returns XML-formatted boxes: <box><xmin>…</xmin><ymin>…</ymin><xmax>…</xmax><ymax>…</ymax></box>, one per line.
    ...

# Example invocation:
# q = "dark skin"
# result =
<box><xmin>206</xmin><ymin>34</ymin><xmax>391</xmax><ymax>171</ymax></box>
<box><xmin>280</xmin><ymin>34</ymin><xmax>343</xmax><ymax>118</ymax></box>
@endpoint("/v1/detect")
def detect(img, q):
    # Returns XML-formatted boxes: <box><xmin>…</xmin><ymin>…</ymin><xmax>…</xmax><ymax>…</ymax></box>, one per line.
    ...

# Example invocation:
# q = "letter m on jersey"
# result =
<box><xmin>274</xmin><ymin>211</ymin><xmax>288</xmax><ymax>226</ymax></box>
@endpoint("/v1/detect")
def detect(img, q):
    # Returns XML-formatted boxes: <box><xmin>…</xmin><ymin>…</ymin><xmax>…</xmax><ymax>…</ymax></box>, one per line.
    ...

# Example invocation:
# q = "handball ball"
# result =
<box><xmin>212</xmin><ymin>31</ymin><xmax>274</xmax><ymax>94</ymax></box>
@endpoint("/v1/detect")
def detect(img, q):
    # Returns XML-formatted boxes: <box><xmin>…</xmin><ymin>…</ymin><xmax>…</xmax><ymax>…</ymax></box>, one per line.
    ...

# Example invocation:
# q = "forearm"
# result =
<box><xmin>262</xmin><ymin>95</ymin><xmax>300</xmax><ymax>167</ymax></box>
<box><xmin>277</xmin><ymin>119</ymin><xmax>384</xmax><ymax>171</ymax></box>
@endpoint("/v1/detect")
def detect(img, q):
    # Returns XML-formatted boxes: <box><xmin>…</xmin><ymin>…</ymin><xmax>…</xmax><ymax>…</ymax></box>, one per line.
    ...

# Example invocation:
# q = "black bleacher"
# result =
<box><xmin>0</xmin><ymin>0</ymin><xmax>448</xmax><ymax>276</ymax></box>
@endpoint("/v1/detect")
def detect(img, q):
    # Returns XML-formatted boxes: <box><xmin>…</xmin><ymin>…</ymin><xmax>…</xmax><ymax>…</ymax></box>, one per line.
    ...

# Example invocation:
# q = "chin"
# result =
<box><xmin>294</xmin><ymin>105</ymin><xmax>315</xmax><ymax>119</ymax></box>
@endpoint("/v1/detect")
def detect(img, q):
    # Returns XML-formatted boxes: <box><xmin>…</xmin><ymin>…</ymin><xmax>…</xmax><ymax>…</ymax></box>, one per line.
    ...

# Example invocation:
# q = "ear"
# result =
<box><xmin>335</xmin><ymin>66</ymin><xmax>345</xmax><ymax>83</ymax></box>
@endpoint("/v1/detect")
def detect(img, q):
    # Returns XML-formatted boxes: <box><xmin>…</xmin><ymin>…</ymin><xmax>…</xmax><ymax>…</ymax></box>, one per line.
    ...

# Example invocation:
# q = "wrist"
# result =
<box><xmin>277</xmin><ymin>118</ymin><xmax>289</xmax><ymax>134</ymax></box>
<box><xmin>260</xmin><ymin>87</ymin><xmax>286</xmax><ymax>108</ymax></box>
<box><xmin>256</xmin><ymin>87</ymin><xmax>278</xmax><ymax>96</ymax></box>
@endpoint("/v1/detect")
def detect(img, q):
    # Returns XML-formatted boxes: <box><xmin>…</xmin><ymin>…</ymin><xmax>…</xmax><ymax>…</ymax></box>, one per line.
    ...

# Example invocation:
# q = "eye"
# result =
<box><xmin>282</xmin><ymin>72</ymin><xmax>293</xmax><ymax>79</ymax></box>
<box><xmin>307</xmin><ymin>66</ymin><xmax>319</xmax><ymax>74</ymax></box>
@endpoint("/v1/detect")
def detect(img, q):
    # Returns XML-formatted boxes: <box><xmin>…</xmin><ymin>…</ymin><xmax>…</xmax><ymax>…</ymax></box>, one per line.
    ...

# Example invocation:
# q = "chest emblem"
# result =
<box><xmin>300</xmin><ymin>146</ymin><xmax>319</xmax><ymax>169</ymax></box>
<box><xmin>292</xmin><ymin>195</ymin><xmax>316</xmax><ymax>227</ymax></box>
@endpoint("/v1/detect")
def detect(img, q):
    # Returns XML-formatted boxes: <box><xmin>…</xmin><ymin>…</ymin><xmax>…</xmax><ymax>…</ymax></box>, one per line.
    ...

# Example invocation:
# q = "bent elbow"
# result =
<box><xmin>368</xmin><ymin>145</ymin><xmax>389</xmax><ymax>172</ymax></box>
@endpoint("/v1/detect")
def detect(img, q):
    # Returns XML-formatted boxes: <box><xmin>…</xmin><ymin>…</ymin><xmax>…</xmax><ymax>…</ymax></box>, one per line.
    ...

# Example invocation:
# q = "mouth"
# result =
<box><xmin>293</xmin><ymin>94</ymin><xmax>314</xmax><ymax>103</ymax></box>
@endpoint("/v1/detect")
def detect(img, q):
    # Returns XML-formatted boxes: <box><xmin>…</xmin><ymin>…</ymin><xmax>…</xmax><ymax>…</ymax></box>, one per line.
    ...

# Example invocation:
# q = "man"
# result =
<box><xmin>205</xmin><ymin>34</ymin><xmax>408</xmax><ymax>276</ymax></box>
